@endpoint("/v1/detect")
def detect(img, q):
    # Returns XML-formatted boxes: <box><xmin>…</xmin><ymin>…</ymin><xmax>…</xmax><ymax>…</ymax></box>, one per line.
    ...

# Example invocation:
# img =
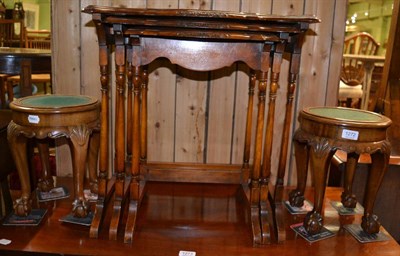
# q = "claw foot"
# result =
<box><xmin>37</xmin><ymin>177</ymin><xmax>54</xmax><ymax>192</ymax></box>
<box><xmin>303</xmin><ymin>211</ymin><xmax>323</xmax><ymax>235</ymax></box>
<box><xmin>361</xmin><ymin>214</ymin><xmax>381</xmax><ymax>234</ymax></box>
<box><xmin>341</xmin><ymin>192</ymin><xmax>357</xmax><ymax>208</ymax></box>
<box><xmin>72</xmin><ymin>199</ymin><xmax>89</xmax><ymax>218</ymax></box>
<box><xmin>13</xmin><ymin>197</ymin><xmax>32</xmax><ymax>217</ymax></box>
<box><xmin>289</xmin><ymin>189</ymin><xmax>305</xmax><ymax>207</ymax></box>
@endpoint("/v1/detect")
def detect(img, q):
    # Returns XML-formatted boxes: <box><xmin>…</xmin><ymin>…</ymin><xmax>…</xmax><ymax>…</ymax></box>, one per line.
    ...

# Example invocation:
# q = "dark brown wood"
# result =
<box><xmin>0</xmin><ymin>19</ymin><xmax>24</xmax><ymax>47</ymax></box>
<box><xmin>0</xmin><ymin>48</ymin><xmax>51</xmax><ymax>98</ymax></box>
<box><xmin>289</xmin><ymin>106</ymin><xmax>391</xmax><ymax>235</ymax></box>
<box><xmin>0</xmin><ymin>109</ymin><xmax>14</xmax><ymax>218</ymax></box>
<box><xmin>83</xmin><ymin>5</ymin><xmax>319</xmax><ymax>244</ymax></box>
<box><xmin>330</xmin><ymin>150</ymin><xmax>400</xmax><ymax>241</ymax></box>
<box><xmin>0</xmin><ymin>177</ymin><xmax>399</xmax><ymax>256</ymax></box>
<box><xmin>7</xmin><ymin>95</ymin><xmax>100</xmax><ymax>218</ymax></box>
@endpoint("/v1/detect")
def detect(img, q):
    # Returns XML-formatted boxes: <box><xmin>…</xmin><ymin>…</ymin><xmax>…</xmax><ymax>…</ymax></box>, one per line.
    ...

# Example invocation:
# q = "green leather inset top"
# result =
<box><xmin>308</xmin><ymin>107</ymin><xmax>382</xmax><ymax>122</ymax></box>
<box><xmin>19</xmin><ymin>95</ymin><xmax>95</xmax><ymax>108</ymax></box>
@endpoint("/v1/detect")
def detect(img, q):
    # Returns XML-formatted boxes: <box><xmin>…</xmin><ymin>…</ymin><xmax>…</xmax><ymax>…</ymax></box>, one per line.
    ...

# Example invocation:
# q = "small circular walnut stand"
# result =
<box><xmin>7</xmin><ymin>95</ymin><xmax>100</xmax><ymax>218</ymax></box>
<box><xmin>288</xmin><ymin>106</ymin><xmax>391</xmax><ymax>235</ymax></box>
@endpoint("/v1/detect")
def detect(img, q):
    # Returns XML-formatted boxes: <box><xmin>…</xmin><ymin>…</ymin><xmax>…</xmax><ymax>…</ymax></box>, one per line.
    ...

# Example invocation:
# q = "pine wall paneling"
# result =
<box><xmin>52</xmin><ymin>0</ymin><xmax>346</xmax><ymax>186</ymax></box>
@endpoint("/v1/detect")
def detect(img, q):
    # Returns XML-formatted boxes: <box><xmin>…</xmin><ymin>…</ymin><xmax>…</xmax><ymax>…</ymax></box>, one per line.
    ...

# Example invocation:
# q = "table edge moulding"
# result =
<box><xmin>83</xmin><ymin>5</ymin><xmax>320</xmax><ymax>244</ymax></box>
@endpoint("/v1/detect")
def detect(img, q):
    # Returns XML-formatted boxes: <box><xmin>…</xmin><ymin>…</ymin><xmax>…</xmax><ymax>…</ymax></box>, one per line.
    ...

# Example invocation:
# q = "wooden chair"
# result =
<box><xmin>6</xmin><ymin>30</ymin><xmax>52</xmax><ymax>98</ymax></box>
<box><xmin>0</xmin><ymin>20</ymin><xmax>25</xmax><ymax>106</ymax></box>
<box><xmin>7</xmin><ymin>95</ymin><xmax>100</xmax><ymax>219</ymax></box>
<box><xmin>339</xmin><ymin>32</ymin><xmax>380</xmax><ymax>108</ymax></box>
<box><xmin>289</xmin><ymin>106</ymin><xmax>391</xmax><ymax>235</ymax></box>
<box><xmin>24</xmin><ymin>30</ymin><xmax>51</xmax><ymax>49</ymax></box>
<box><xmin>0</xmin><ymin>19</ymin><xmax>24</xmax><ymax>47</ymax></box>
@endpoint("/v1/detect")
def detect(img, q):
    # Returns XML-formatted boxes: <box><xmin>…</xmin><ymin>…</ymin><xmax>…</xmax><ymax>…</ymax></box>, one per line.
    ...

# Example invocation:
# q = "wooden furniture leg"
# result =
<box><xmin>303</xmin><ymin>139</ymin><xmax>335</xmax><ymax>234</ymax></box>
<box><xmin>140</xmin><ymin>67</ymin><xmax>148</xmax><ymax>163</ymax></box>
<box><xmin>36</xmin><ymin>140</ymin><xmax>54</xmax><ymax>192</ymax></box>
<box><xmin>242</xmin><ymin>71</ymin><xmax>256</xmax><ymax>172</ymax></box>
<box><xmin>341</xmin><ymin>152</ymin><xmax>359</xmax><ymax>208</ymax></box>
<box><xmin>7</xmin><ymin>122</ymin><xmax>31</xmax><ymax>216</ymax></box>
<box><xmin>109</xmin><ymin>30</ymin><xmax>127</xmax><ymax>240</ymax></box>
<box><xmin>69</xmin><ymin>125</ymin><xmax>91</xmax><ymax>218</ymax></box>
<box><xmin>88</xmin><ymin>131</ymin><xmax>99</xmax><ymax>194</ymax></box>
<box><xmin>90</xmin><ymin>59</ymin><xmax>111</xmax><ymax>238</ymax></box>
<box><xmin>288</xmin><ymin>132</ymin><xmax>309</xmax><ymax>207</ymax></box>
<box><xmin>361</xmin><ymin>150</ymin><xmax>390</xmax><ymax>234</ymax></box>
<box><xmin>124</xmin><ymin>65</ymin><xmax>142</xmax><ymax>243</ymax></box>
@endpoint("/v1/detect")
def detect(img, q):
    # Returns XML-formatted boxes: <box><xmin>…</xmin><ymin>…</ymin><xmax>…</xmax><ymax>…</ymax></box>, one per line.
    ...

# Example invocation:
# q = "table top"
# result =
<box><xmin>0</xmin><ymin>47</ymin><xmax>51</xmax><ymax>57</ymax></box>
<box><xmin>342</xmin><ymin>54</ymin><xmax>385</xmax><ymax>62</ymax></box>
<box><xmin>0</xmin><ymin>177</ymin><xmax>399</xmax><ymax>256</ymax></box>
<box><xmin>305</xmin><ymin>106</ymin><xmax>391</xmax><ymax>124</ymax></box>
<box><xmin>0</xmin><ymin>47</ymin><xmax>51</xmax><ymax>75</ymax></box>
<box><xmin>83</xmin><ymin>5</ymin><xmax>320</xmax><ymax>22</ymax></box>
<box><xmin>83</xmin><ymin>5</ymin><xmax>319</xmax><ymax>43</ymax></box>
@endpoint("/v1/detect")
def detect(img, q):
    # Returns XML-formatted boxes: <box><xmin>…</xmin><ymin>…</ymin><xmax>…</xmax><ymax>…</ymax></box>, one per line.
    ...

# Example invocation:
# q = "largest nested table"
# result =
<box><xmin>83</xmin><ymin>5</ymin><xmax>319</xmax><ymax>244</ymax></box>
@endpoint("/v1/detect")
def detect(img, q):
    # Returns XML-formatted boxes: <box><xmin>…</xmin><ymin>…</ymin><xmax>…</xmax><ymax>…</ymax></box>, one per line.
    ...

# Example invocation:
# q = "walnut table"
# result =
<box><xmin>83</xmin><ymin>5</ymin><xmax>319</xmax><ymax>244</ymax></box>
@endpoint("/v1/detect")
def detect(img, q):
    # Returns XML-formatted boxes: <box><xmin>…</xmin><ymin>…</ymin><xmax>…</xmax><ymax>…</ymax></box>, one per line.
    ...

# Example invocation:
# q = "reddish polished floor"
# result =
<box><xmin>0</xmin><ymin>178</ymin><xmax>399</xmax><ymax>256</ymax></box>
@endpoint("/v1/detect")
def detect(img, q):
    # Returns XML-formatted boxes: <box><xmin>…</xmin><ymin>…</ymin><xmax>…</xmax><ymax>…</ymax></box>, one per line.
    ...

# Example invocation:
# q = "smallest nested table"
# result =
<box><xmin>289</xmin><ymin>106</ymin><xmax>391</xmax><ymax>235</ymax></box>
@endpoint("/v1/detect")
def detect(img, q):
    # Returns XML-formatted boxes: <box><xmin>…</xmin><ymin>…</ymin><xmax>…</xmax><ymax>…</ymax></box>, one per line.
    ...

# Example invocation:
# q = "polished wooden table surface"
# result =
<box><xmin>0</xmin><ymin>177</ymin><xmax>399</xmax><ymax>256</ymax></box>
<box><xmin>0</xmin><ymin>47</ymin><xmax>51</xmax><ymax>97</ymax></box>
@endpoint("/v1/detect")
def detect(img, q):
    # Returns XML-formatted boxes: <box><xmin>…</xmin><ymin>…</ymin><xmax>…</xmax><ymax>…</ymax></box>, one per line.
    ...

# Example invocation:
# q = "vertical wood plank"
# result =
<box><xmin>52</xmin><ymin>0</ymin><xmax>81</xmax><ymax>95</ymax></box>
<box><xmin>206</xmin><ymin>0</ymin><xmax>240</xmax><ymax>164</ymax></box>
<box><xmin>52</xmin><ymin>0</ymin><xmax>82</xmax><ymax>177</ymax></box>
<box><xmin>174</xmin><ymin>0</ymin><xmax>212</xmax><ymax>163</ymax></box>
<box><xmin>146</xmin><ymin>0</ymin><xmax>179</xmax><ymax>162</ymax></box>
<box><xmin>326</xmin><ymin>0</ymin><xmax>347</xmax><ymax>106</ymax></box>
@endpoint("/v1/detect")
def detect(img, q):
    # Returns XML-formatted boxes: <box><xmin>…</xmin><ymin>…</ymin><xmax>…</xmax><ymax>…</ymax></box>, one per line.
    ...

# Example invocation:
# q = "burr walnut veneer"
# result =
<box><xmin>289</xmin><ymin>107</ymin><xmax>391</xmax><ymax>235</ymax></box>
<box><xmin>83</xmin><ymin>5</ymin><xmax>319</xmax><ymax>244</ymax></box>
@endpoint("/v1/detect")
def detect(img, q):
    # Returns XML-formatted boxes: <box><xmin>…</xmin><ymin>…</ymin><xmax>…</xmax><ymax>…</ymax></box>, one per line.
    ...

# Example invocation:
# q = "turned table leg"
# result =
<box><xmin>87</xmin><ymin>131</ymin><xmax>100</xmax><ymax>194</ymax></box>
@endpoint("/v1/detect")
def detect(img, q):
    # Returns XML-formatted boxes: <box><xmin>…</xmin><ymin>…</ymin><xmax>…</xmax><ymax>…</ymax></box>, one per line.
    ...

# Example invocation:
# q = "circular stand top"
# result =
<box><xmin>10</xmin><ymin>95</ymin><xmax>99</xmax><ymax>115</ymax></box>
<box><xmin>302</xmin><ymin>106</ymin><xmax>392</xmax><ymax>128</ymax></box>
<box><xmin>12</xmin><ymin>95</ymin><xmax>97</xmax><ymax>108</ymax></box>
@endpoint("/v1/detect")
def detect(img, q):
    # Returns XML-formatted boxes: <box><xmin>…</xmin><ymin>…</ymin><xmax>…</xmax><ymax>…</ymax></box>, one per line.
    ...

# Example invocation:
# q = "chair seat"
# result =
<box><xmin>338</xmin><ymin>80</ymin><xmax>363</xmax><ymax>99</ymax></box>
